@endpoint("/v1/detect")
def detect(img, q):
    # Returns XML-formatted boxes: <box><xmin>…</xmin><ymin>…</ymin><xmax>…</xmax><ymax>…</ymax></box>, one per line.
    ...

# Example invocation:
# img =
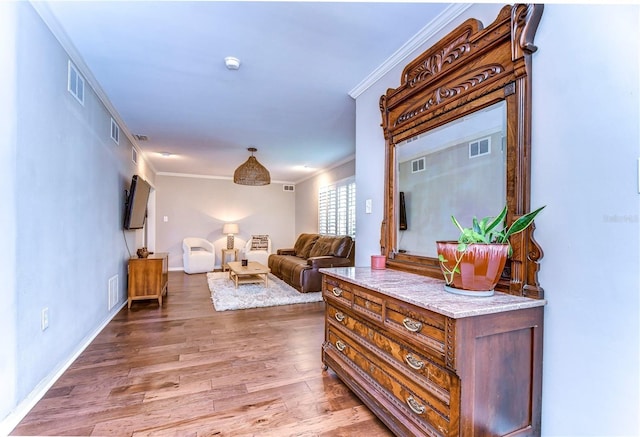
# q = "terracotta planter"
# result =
<box><xmin>436</xmin><ymin>241</ymin><xmax>509</xmax><ymax>296</ymax></box>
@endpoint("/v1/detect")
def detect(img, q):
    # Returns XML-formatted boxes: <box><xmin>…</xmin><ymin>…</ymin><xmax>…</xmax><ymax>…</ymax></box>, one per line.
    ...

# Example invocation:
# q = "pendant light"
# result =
<box><xmin>233</xmin><ymin>147</ymin><xmax>271</xmax><ymax>186</ymax></box>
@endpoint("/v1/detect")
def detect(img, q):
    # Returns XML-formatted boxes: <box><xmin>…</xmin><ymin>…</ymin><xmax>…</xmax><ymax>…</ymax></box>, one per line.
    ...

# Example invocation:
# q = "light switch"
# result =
<box><xmin>163</xmin><ymin>216</ymin><xmax>169</xmax><ymax>222</ymax></box>
<box><xmin>365</xmin><ymin>199</ymin><xmax>372</xmax><ymax>214</ymax></box>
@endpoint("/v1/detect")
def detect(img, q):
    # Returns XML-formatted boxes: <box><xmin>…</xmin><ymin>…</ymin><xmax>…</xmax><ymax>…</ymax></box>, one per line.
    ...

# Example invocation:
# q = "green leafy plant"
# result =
<box><xmin>438</xmin><ymin>205</ymin><xmax>545</xmax><ymax>285</ymax></box>
<box><xmin>452</xmin><ymin>204</ymin><xmax>545</xmax><ymax>252</ymax></box>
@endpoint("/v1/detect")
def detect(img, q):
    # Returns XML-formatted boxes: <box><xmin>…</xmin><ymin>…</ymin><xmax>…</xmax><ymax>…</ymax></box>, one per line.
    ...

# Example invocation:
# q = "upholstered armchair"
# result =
<box><xmin>242</xmin><ymin>235</ymin><xmax>271</xmax><ymax>266</ymax></box>
<box><xmin>182</xmin><ymin>237</ymin><xmax>215</xmax><ymax>274</ymax></box>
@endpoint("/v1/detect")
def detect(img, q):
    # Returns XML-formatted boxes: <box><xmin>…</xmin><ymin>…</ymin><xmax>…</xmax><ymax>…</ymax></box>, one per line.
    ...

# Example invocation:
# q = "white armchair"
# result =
<box><xmin>242</xmin><ymin>235</ymin><xmax>271</xmax><ymax>266</ymax></box>
<box><xmin>182</xmin><ymin>237</ymin><xmax>215</xmax><ymax>274</ymax></box>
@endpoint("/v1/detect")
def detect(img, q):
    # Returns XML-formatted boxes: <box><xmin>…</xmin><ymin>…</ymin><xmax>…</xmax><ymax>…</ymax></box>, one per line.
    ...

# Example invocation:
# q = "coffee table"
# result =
<box><xmin>227</xmin><ymin>261</ymin><xmax>270</xmax><ymax>288</ymax></box>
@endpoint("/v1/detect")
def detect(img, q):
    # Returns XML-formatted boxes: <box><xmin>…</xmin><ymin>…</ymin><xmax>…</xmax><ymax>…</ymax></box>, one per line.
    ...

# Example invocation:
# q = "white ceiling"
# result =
<box><xmin>39</xmin><ymin>1</ymin><xmax>457</xmax><ymax>183</ymax></box>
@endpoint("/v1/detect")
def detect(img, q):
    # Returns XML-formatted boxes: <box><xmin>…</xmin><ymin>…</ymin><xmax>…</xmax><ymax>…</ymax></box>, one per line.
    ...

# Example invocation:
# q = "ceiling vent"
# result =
<box><xmin>283</xmin><ymin>184</ymin><xmax>295</xmax><ymax>192</ymax></box>
<box><xmin>133</xmin><ymin>134</ymin><xmax>148</xmax><ymax>141</ymax></box>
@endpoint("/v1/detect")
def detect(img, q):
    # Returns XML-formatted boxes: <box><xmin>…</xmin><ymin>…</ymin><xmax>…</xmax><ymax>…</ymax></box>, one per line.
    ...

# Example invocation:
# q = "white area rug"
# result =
<box><xmin>206</xmin><ymin>272</ymin><xmax>323</xmax><ymax>311</ymax></box>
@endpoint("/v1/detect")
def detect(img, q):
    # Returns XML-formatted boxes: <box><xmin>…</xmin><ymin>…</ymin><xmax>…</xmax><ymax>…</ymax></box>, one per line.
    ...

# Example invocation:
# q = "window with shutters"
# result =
<box><xmin>318</xmin><ymin>178</ymin><xmax>356</xmax><ymax>238</ymax></box>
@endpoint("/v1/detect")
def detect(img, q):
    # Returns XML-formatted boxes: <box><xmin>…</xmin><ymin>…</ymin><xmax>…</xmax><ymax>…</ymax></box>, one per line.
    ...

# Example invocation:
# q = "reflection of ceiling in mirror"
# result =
<box><xmin>397</xmin><ymin>101</ymin><xmax>505</xmax><ymax>162</ymax></box>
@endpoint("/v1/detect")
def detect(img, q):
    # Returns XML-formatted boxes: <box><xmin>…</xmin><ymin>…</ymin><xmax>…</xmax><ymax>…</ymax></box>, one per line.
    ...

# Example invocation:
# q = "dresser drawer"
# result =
<box><xmin>323</xmin><ymin>277</ymin><xmax>354</xmax><ymax>308</ymax></box>
<box><xmin>325</xmin><ymin>277</ymin><xmax>385</xmax><ymax>323</ymax></box>
<box><xmin>326</xmin><ymin>327</ymin><xmax>453</xmax><ymax>437</ymax></box>
<box><xmin>327</xmin><ymin>304</ymin><xmax>455</xmax><ymax>413</ymax></box>
<box><xmin>352</xmin><ymin>287</ymin><xmax>384</xmax><ymax>323</ymax></box>
<box><xmin>385</xmin><ymin>300</ymin><xmax>448</xmax><ymax>366</ymax></box>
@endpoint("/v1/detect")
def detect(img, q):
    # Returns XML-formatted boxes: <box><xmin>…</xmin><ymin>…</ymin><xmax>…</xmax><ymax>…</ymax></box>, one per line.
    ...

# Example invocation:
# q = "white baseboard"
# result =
<box><xmin>0</xmin><ymin>300</ymin><xmax>127</xmax><ymax>436</ymax></box>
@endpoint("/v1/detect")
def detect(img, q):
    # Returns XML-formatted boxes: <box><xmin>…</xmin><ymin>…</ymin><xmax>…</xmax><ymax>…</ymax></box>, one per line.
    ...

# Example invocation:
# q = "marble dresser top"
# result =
<box><xmin>320</xmin><ymin>267</ymin><xmax>546</xmax><ymax>319</ymax></box>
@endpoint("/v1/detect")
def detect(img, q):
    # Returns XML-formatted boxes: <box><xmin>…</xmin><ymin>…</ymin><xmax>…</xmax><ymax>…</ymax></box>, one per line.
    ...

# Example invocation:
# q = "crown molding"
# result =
<box><xmin>293</xmin><ymin>154</ymin><xmax>356</xmax><ymax>185</ymax></box>
<box><xmin>157</xmin><ymin>153</ymin><xmax>355</xmax><ymax>186</ymax></box>
<box><xmin>349</xmin><ymin>3</ymin><xmax>472</xmax><ymax>98</ymax></box>
<box><xmin>156</xmin><ymin>171</ymin><xmax>297</xmax><ymax>186</ymax></box>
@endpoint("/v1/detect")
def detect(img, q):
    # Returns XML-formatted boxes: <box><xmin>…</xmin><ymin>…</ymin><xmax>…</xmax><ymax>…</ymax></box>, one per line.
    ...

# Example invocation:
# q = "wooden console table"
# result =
<box><xmin>128</xmin><ymin>252</ymin><xmax>168</xmax><ymax>308</ymax></box>
<box><xmin>221</xmin><ymin>248</ymin><xmax>238</xmax><ymax>271</ymax></box>
<box><xmin>321</xmin><ymin>267</ymin><xmax>545</xmax><ymax>436</ymax></box>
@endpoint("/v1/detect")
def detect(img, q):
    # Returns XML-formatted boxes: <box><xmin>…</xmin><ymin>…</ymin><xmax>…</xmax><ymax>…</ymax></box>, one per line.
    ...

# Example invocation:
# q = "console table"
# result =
<box><xmin>128</xmin><ymin>252</ymin><xmax>168</xmax><ymax>308</ymax></box>
<box><xmin>321</xmin><ymin>267</ymin><xmax>545</xmax><ymax>436</ymax></box>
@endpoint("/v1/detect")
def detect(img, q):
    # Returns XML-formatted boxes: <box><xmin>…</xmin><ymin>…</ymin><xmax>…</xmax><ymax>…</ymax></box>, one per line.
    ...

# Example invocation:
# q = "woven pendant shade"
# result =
<box><xmin>233</xmin><ymin>147</ymin><xmax>271</xmax><ymax>186</ymax></box>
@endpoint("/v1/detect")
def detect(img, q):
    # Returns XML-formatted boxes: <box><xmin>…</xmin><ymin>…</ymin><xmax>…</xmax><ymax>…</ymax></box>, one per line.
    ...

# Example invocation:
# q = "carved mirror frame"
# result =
<box><xmin>380</xmin><ymin>4</ymin><xmax>544</xmax><ymax>299</ymax></box>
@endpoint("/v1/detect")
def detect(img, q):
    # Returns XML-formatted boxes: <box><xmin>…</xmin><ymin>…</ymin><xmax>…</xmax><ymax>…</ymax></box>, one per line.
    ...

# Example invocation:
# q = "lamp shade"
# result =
<box><xmin>222</xmin><ymin>223</ymin><xmax>239</xmax><ymax>235</ymax></box>
<box><xmin>234</xmin><ymin>147</ymin><xmax>270</xmax><ymax>186</ymax></box>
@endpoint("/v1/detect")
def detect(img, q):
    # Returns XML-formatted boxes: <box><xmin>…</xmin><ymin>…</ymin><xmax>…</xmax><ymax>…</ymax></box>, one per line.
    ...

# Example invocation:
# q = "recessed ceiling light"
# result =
<box><xmin>224</xmin><ymin>56</ymin><xmax>241</xmax><ymax>70</ymax></box>
<box><xmin>159</xmin><ymin>152</ymin><xmax>173</xmax><ymax>158</ymax></box>
<box><xmin>294</xmin><ymin>165</ymin><xmax>315</xmax><ymax>172</ymax></box>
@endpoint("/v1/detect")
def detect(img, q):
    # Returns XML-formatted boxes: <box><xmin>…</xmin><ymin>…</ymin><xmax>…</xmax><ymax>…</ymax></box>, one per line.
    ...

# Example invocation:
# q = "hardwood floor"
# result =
<box><xmin>12</xmin><ymin>272</ymin><xmax>393</xmax><ymax>436</ymax></box>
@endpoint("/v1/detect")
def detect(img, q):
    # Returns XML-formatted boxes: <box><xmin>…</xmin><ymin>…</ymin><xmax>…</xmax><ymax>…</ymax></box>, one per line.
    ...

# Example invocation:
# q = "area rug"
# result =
<box><xmin>206</xmin><ymin>272</ymin><xmax>323</xmax><ymax>311</ymax></box>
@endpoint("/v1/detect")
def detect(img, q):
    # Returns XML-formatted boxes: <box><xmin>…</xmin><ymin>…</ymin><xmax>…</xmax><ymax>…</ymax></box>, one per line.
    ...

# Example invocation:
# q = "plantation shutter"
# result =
<box><xmin>318</xmin><ymin>178</ymin><xmax>356</xmax><ymax>238</ymax></box>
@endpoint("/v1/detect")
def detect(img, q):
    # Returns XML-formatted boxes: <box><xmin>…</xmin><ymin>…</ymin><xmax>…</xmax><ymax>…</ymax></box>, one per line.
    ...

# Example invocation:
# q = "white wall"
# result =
<box><xmin>155</xmin><ymin>175</ymin><xmax>296</xmax><ymax>270</ymax></box>
<box><xmin>295</xmin><ymin>159</ymin><xmax>355</xmax><ymax>236</ymax></box>
<box><xmin>355</xmin><ymin>3</ymin><xmax>640</xmax><ymax>435</ymax></box>
<box><xmin>0</xmin><ymin>0</ymin><xmax>19</xmax><ymax>425</ymax></box>
<box><xmin>533</xmin><ymin>5</ymin><xmax>639</xmax><ymax>435</ymax></box>
<box><xmin>1</xmin><ymin>3</ymin><xmax>155</xmax><ymax>432</ymax></box>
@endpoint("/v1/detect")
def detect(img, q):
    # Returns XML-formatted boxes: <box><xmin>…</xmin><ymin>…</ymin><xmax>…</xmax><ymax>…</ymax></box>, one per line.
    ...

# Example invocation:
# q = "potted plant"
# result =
<box><xmin>437</xmin><ymin>205</ymin><xmax>545</xmax><ymax>296</ymax></box>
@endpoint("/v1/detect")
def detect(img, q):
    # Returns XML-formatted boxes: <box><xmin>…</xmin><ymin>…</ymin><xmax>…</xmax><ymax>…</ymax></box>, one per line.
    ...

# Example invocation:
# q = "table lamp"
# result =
<box><xmin>222</xmin><ymin>223</ymin><xmax>239</xmax><ymax>249</ymax></box>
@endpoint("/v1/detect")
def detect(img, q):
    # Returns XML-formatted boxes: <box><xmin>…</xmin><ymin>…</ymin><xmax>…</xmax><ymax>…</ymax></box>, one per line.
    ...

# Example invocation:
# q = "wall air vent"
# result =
<box><xmin>67</xmin><ymin>60</ymin><xmax>85</xmax><ymax>105</ymax></box>
<box><xmin>108</xmin><ymin>275</ymin><xmax>118</xmax><ymax>310</ymax></box>
<box><xmin>411</xmin><ymin>157</ymin><xmax>426</xmax><ymax>173</ymax></box>
<box><xmin>283</xmin><ymin>184</ymin><xmax>295</xmax><ymax>192</ymax></box>
<box><xmin>110</xmin><ymin>118</ymin><xmax>120</xmax><ymax>144</ymax></box>
<box><xmin>469</xmin><ymin>137</ymin><xmax>491</xmax><ymax>158</ymax></box>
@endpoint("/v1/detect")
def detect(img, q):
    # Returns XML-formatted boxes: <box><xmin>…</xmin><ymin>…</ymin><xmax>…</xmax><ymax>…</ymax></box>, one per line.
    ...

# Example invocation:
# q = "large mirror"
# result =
<box><xmin>396</xmin><ymin>101</ymin><xmax>506</xmax><ymax>258</ymax></box>
<box><xmin>380</xmin><ymin>4</ymin><xmax>545</xmax><ymax>298</ymax></box>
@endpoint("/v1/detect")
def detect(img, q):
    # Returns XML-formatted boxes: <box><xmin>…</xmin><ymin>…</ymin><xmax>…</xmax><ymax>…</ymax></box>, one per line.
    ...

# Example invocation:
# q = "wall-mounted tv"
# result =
<box><xmin>123</xmin><ymin>175</ymin><xmax>151</xmax><ymax>230</ymax></box>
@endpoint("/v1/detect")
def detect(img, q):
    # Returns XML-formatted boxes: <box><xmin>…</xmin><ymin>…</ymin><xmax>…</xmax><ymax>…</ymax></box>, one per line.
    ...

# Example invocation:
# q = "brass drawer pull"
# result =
<box><xmin>405</xmin><ymin>354</ymin><xmax>425</xmax><ymax>370</ymax></box>
<box><xmin>335</xmin><ymin>340</ymin><xmax>346</xmax><ymax>352</ymax></box>
<box><xmin>402</xmin><ymin>317</ymin><xmax>423</xmax><ymax>333</ymax></box>
<box><xmin>406</xmin><ymin>395</ymin><xmax>426</xmax><ymax>415</ymax></box>
<box><xmin>335</xmin><ymin>312</ymin><xmax>345</xmax><ymax>322</ymax></box>
<box><xmin>332</xmin><ymin>286</ymin><xmax>343</xmax><ymax>297</ymax></box>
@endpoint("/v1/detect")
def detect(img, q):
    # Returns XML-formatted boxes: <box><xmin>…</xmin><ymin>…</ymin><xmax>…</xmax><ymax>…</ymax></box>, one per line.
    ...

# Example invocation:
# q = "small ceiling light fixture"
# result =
<box><xmin>233</xmin><ymin>147</ymin><xmax>271</xmax><ymax>186</ymax></box>
<box><xmin>159</xmin><ymin>152</ymin><xmax>173</xmax><ymax>158</ymax></box>
<box><xmin>224</xmin><ymin>56</ymin><xmax>241</xmax><ymax>70</ymax></box>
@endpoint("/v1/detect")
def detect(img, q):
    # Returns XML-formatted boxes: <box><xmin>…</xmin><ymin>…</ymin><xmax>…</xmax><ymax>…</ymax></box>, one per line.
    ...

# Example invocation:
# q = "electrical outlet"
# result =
<box><xmin>41</xmin><ymin>308</ymin><xmax>49</xmax><ymax>331</ymax></box>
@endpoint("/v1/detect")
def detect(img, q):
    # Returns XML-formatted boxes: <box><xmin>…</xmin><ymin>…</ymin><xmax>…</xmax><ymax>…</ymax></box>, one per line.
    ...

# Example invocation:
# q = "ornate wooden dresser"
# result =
<box><xmin>321</xmin><ymin>267</ymin><xmax>545</xmax><ymax>436</ymax></box>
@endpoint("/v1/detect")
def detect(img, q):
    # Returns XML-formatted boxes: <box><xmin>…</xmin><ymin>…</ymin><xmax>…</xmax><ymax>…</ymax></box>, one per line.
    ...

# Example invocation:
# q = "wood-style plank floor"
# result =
<box><xmin>12</xmin><ymin>271</ymin><xmax>393</xmax><ymax>436</ymax></box>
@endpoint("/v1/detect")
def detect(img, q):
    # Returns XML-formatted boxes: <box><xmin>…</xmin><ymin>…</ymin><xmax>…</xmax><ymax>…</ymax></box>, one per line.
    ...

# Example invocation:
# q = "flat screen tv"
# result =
<box><xmin>123</xmin><ymin>175</ymin><xmax>151</xmax><ymax>230</ymax></box>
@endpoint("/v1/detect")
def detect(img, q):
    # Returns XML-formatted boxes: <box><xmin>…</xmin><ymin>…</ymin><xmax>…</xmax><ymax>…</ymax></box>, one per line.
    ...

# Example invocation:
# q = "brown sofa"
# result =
<box><xmin>268</xmin><ymin>233</ymin><xmax>354</xmax><ymax>293</ymax></box>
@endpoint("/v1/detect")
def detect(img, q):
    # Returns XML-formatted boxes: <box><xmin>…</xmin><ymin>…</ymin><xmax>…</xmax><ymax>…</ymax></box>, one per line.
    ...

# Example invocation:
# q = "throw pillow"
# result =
<box><xmin>250</xmin><ymin>235</ymin><xmax>269</xmax><ymax>251</ymax></box>
<box><xmin>308</xmin><ymin>236</ymin><xmax>335</xmax><ymax>257</ymax></box>
<box><xmin>293</xmin><ymin>234</ymin><xmax>319</xmax><ymax>258</ymax></box>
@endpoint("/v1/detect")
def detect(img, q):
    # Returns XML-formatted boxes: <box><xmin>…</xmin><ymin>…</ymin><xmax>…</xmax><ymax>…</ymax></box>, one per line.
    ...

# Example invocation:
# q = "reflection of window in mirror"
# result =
<box><xmin>396</xmin><ymin>101</ymin><xmax>506</xmax><ymax>257</ymax></box>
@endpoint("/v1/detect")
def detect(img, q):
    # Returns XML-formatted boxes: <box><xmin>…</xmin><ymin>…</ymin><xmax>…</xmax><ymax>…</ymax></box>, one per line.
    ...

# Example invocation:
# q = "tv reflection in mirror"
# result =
<box><xmin>123</xmin><ymin>175</ymin><xmax>151</xmax><ymax>230</ymax></box>
<box><xmin>399</xmin><ymin>191</ymin><xmax>407</xmax><ymax>230</ymax></box>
